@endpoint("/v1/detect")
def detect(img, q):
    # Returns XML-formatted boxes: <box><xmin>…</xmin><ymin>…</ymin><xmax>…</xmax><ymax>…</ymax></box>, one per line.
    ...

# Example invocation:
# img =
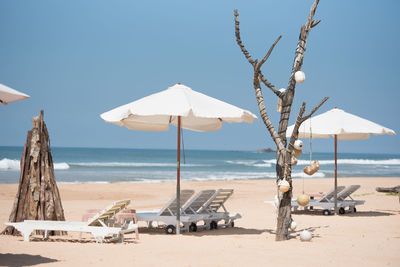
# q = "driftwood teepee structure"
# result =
<box><xmin>2</xmin><ymin>110</ymin><xmax>65</xmax><ymax>235</ymax></box>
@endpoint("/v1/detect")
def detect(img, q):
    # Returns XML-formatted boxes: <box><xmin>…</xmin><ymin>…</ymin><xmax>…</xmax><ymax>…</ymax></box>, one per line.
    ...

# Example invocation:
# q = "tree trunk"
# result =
<box><xmin>275</xmin><ymin>150</ymin><xmax>293</xmax><ymax>241</ymax></box>
<box><xmin>234</xmin><ymin>0</ymin><xmax>324</xmax><ymax>241</ymax></box>
<box><xmin>2</xmin><ymin>111</ymin><xmax>66</xmax><ymax>236</ymax></box>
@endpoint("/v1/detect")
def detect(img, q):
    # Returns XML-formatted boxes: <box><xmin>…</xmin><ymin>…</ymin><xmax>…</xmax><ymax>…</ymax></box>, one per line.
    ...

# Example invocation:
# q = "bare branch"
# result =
<box><xmin>258</xmin><ymin>72</ymin><xmax>279</xmax><ymax>96</ymax></box>
<box><xmin>301</xmin><ymin>96</ymin><xmax>329</xmax><ymax>122</ymax></box>
<box><xmin>254</xmin><ymin>35</ymin><xmax>282</xmax><ymax>96</ymax></box>
<box><xmin>288</xmin><ymin>0</ymin><xmax>320</xmax><ymax>92</ymax></box>
<box><xmin>305</xmin><ymin>0</ymin><xmax>320</xmax><ymax>30</ymax></box>
<box><xmin>311</xmin><ymin>20</ymin><xmax>321</xmax><ymax>28</ymax></box>
<box><xmin>277</xmin><ymin>0</ymin><xmax>320</xmax><ymax>145</ymax></box>
<box><xmin>253</xmin><ymin>79</ymin><xmax>285</xmax><ymax>151</ymax></box>
<box><xmin>287</xmin><ymin>103</ymin><xmax>306</xmax><ymax>152</ymax></box>
<box><xmin>288</xmin><ymin>96</ymin><xmax>329</xmax><ymax>152</ymax></box>
<box><xmin>234</xmin><ymin>9</ymin><xmax>255</xmax><ymax>66</ymax></box>
<box><xmin>256</xmin><ymin>35</ymin><xmax>282</xmax><ymax>72</ymax></box>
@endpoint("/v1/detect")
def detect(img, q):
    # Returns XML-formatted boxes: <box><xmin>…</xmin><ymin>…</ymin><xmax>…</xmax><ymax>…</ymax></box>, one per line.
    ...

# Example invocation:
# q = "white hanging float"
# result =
<box><xmin>295</xmin><ymin>71</ymin><xmax>306</xmax><ymax>83</ymax></box>
<box><xmin>291</xmin><ymin>155</ymin><xmax>298</xmax><ymax>166</ymax></box>
<box><xmin>297</xmin><ymin>193</ymin><xmax>310</xmax><ymax>206</ymax></box>
<box><xmin>290</xmin><ymin>220</ymin><xmax>297</xmax><ymax>231</ymax></box>
<box><xmin>300</xmin><ymin>230</ymin><xmax>312</xmax><ymax>241</ymax></box>
<box><xmin>278</xmin><ymin>179</ymin><xmax>290</xmax><ymax>193</ymax></box>
<box><xmin>293</xmin><ymin>139</ymin><xmax>303</xmax><ymax>158</ymax></box>
<box><xmin>294</xmin><ymin>139</ymin><xmax>303</xmax><ymax>150</ymax></box>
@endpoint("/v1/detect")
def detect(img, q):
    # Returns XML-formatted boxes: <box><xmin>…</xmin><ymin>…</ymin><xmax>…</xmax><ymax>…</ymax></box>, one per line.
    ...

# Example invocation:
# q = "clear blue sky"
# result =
<box><xmin>0</xmin><ymin>0</ymin><xmax>399</xmax><ymax>153</ymax></box>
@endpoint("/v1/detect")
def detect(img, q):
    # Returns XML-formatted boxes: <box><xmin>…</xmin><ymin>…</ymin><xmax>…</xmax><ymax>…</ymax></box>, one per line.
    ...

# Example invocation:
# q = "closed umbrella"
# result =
<box><xmin>100</xmin><ymin>83</ymin><xmax>256</xmax><ymax>233</ymax></box>
<box><xmin>0</xmin><ymin>84</ymin><xmax>30</xmax><ymax>105</ymax></box>
<box><xmin>287</xmin><ymin>107</ymin><xmax>395</xmax><ymax>214</ymax></box>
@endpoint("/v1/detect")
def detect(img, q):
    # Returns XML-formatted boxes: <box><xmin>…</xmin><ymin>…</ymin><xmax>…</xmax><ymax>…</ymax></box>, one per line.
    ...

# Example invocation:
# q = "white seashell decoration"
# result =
<box><xmin>274</xmin><ymin>195</ymin><xmax>280</xmax><ymax>209</ymax></box>
<box><xmin>291</xmin><ymin>155</ymin><xmax>298</xmax><ymax>166</ymax></box>
<box><xmin>300</xmin><ymin>230</ymin><xmax>312</xmax><ymax>241</ymax></box>
<box><xmin>290</xmin><ymin>220</ymin><xmax>297</xmax><ymax>230</ymax></box>
<box><xmin>295</xmin><ymin>71</ymin><xmax>306</xmax><ymax>83</ymax></box>
<box><xmin>294</xmin><ymin>139</ymin><xmax>303</xmax><ymax>150</ymax></box>
<box><xmin>293</xmin><ymin>148</ymin><xmax>302</xmax><ymax>158</ymax></box>
<box><xmin>278</xmin><ymin>179</ymin><xmax>290</xmax><ymax>193</ymax></box>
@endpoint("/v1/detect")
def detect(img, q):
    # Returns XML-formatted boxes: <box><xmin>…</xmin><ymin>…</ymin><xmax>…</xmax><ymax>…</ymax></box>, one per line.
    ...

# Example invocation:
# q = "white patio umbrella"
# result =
<box><xmin>286</xmin><ymin>107</ymin><xmax>395</xmax><ymax>213</ymax></box>
<box><xmin>287</xmin><ymin>107</ymin><xmax>395</xmax><ymax>214</ymax></box>
<box><xmin>0</xmin><ymin>84</ymin><xmax>30</xmax><ymax>105</ymax></box>
<box><xmin>100</xmin><ymin>83</ymin><xmax>256</xmax><ymax>233</ymax></box>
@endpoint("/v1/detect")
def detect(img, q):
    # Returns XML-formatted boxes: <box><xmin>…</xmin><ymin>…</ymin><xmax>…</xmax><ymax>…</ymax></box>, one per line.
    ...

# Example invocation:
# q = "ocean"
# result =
<box><xmin>0</xmin><ymin>146</ymin><xmax>399</xmax><ymax>184</ymax></box>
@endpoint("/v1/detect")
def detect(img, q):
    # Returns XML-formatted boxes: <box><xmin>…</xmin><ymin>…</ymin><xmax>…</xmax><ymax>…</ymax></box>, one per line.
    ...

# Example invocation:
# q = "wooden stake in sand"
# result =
<box><xmin>2</xmin><ymin>110</ymin><xmax>66</xmax><ymax>235</ymax></box>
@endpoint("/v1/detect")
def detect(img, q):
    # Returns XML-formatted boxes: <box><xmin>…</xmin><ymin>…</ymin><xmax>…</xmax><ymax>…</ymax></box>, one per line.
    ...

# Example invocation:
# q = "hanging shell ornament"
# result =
<box><xmin>303</xmin><ymin>160</ymin><xmax>320</xmax><ymax>176</ymax></box>
<box><xmin>278</xmin><ymin>179</ymin><xmax>290</xmax><ymax>193</ymax></box>
<box><xmin>294</xmin><ymin>140</ymin><xmax>303</xmax><ymax>150</ymax></box>
<box><xmin>291</xmin><ymin>155</ymin><xmax>298</xmax><ymax>166</ymax></box>
<box><xmin>276</xmin><ymin>88</ymin><xmax>286</xmax><ymax>112</ymax></box>
<box><xmin>290</xmin><ymin>220</ymin><xmax>297</xmax><ymax>230</ymax></box>
<box><xmin>295</xmin><ymin>71</ymin><xmax>306</xmax><ymax>83</ymax></box>
<box><xmin>293</xmin><ymin>148</ymin><xmax>302</xmax><ymax>158</ymax></box>
<box><xmin>297</xmin><ymin>193</ymin><xmax>310</xmax><ymax>206</ymax></box>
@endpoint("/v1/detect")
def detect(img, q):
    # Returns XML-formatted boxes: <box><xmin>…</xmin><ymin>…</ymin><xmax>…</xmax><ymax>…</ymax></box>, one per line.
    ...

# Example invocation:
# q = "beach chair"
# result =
<box><xmin>336</xmin><ymin>185</ymin><xmax>365</xmax><ymax>213</ymax></box>
<box><xmin>291</xmin><ymin>185</ymin><xmax>364</xmax><ymax>215</ymax></box>
<box><xmin>337</xmin><ymin>185</ymin><xmax>361</xmax><ymax>201</ymax></box>
<box><xmin>4</xmin><ymin>199</ymin><xmax>138</xmax><ymax>243</ymax></box>
<box><xmin>181</xmin><ymin>190</ymin><xmax>216</xmax><ymax>215</ymax></box>
<box><xmin>82</xmin><ymin>208</ymin><xmax>139</xmax><ymax>240</ymax></box>
<box><xmin>195</xmin><ymin>189</ymin><xmax>242</xmax><ymax>230</ymax></box>
<box><xmin>291</xmin><ymin>186</ymin><xmax>345</xmax><ymax>211</ymax></box>
<box><xmin>136</xmin><ymin>189</ymin><xmax>196</xmax><ymax>234</ymax></box>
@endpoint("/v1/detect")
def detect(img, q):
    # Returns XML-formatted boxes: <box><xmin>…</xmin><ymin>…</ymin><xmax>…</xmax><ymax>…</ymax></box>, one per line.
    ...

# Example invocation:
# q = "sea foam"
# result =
<box><xmin>0</xmin><ymin>158</ymin><xmax>70</xmax><ymax>170</ymax></box>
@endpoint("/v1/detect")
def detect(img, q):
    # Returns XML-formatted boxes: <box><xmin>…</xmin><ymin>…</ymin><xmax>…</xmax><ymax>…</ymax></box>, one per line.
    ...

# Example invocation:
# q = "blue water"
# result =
<box><xmin>0</xmin><ymin>146</ymin><xmax>399</xmax><ymax>184</ymax></box>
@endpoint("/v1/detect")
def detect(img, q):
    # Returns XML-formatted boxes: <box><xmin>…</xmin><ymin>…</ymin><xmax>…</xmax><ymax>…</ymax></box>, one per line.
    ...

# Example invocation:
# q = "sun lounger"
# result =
<box><xmin>136</xmin><ymin>189</ymin><xmax>241</xmax><ymax>234</ymax></box>
<box><xmin>291</xmin><ymin>186</ymin><xmax>345</xmax><ymax>211</ymax></box>
<box><xmin>336</xmin><ymin>185</ymin><xmax>365</xmax><ymax>213</ymax></box>
<box><xmin>291</xmin><ymin>185</ymin><xmax>364</xmax><ymax>215</ymax></box>
<box><xmin>181</xmin><ymin>190</ymin><xmax>216</xmax><ymax>215</ymax></box>
<box><xmin>194</xmin><ymin>189</ymin><xmax>242</xmax><ymax>230</ymax></box>
<box><xmin>82</xmin><ymin>208</ymin><xmax>139</xmax><ymax>240</ymax></box>
<box><xmin>5</xmin><ymin>199</ymin><xmax>138</xmax><ymax>243</ymax></box>
<box><xmin>136</xmin><ymin>189</ymin><xmax>196</xmax><ymax>234</ymax></box>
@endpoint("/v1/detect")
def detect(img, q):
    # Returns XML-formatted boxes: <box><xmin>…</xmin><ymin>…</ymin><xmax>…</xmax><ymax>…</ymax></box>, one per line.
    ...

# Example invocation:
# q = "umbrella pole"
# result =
<box><xmin>334</xmin><ymin>134</ymin><xmax>338</xmax><ymax>215</ymax></box>
<box><xmin>176</xmin><ymin>116</ymin><xmax>181</xmax><ymax>235</ymax></box>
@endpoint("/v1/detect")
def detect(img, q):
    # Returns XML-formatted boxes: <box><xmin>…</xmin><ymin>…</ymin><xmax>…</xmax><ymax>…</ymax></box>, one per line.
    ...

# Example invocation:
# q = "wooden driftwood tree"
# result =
<box><xmin>2</xmin><ymin>110</ymin><xmax>65</xmax><ymax>235</ymax></box>
<box><xmin>234</xmin><ymin>0</ymin><xmax>328</xmax><ymax>240</ymax></box>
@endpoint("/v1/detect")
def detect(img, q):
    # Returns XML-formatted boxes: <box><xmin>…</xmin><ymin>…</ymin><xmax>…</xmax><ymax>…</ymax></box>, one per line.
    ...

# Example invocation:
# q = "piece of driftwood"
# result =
<box><xmin>234</xmin><ymin>0</ymin><xmax>327</xmax><ymax>241</ymax></box>
<box><xmin>2</xmin><ymin>111</ymin><xmax>66</xmax><ymax>236</ymax></box>
<box><xmin>376</xmin><ymin>186</ymin><xmax>400</xmax><ymax>193</ymax></box>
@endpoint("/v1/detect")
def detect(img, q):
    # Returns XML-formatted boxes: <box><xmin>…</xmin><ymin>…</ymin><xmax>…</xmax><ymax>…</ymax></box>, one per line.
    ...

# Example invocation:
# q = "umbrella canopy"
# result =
<box><xmin>286</xmin><ymin>107</ymin><xmax>395</xmax><ymax>214</ymax></box>
<box><xmin>287</xmin><ymin>107</ymin><xmax>395</xmax><ymax>140</ymax></box>
<box><xmin>101</xmin><ymin>83</ymin><xmax>255</xmax><ymax>132</ymax></box>
<box><xmin>101</xmin><ymin>83</ymin><xmax>256</xmax><ymax>233</ymax></box>
<box><xmin>0</xmin><ymin>84</ymin><xmax>30</xmax><ymax>105</ymax></box>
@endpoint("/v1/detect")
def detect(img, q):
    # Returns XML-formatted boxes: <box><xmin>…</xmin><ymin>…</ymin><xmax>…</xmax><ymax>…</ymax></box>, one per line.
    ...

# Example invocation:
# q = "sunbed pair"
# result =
<box><xmin>5</xmin><ymin>199</ymin><xmax>138</xmax><ymax>243</ymax></box>
<box><xmin>291</xmin><ymin>184</ymin><xmax>365</xmax><ymax>215</ymax></box>
<box><xmin>136</xmin><ymin>188</ymin><xmax>241</xmax><ymax>234</ymax></box>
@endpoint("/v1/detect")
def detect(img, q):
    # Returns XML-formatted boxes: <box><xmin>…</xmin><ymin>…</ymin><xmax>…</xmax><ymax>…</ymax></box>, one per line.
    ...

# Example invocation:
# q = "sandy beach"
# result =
<box><xmin>0</xmin><ymin>177</ymin><xmax>399</xmax><ymax>266</ymax></box>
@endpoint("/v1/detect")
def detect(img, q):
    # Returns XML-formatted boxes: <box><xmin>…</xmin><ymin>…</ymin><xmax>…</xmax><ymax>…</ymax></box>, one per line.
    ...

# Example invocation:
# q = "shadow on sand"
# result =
<box><xmin>0</xmin><ymin>253</ymin><xmax>58</xmax><ymax>267</ymax></box>
<box><xmin>264</xmin><ymin>225</ymin><xmax>329</xmax><ymax>240</ymax></box>
<box><xmin>139</xmin><ymin>225</ymin><xmax>268</xmax><ymax>236</ymax></box>
<box><xmin>293</xmin><ymin>209</ymin><xmax>396</xmax><ymax>217</ymax></box>
<box><xmin>22</xmin><ymin>235</ymin><xmax>139</xmax><ymax>244</ymax></box>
